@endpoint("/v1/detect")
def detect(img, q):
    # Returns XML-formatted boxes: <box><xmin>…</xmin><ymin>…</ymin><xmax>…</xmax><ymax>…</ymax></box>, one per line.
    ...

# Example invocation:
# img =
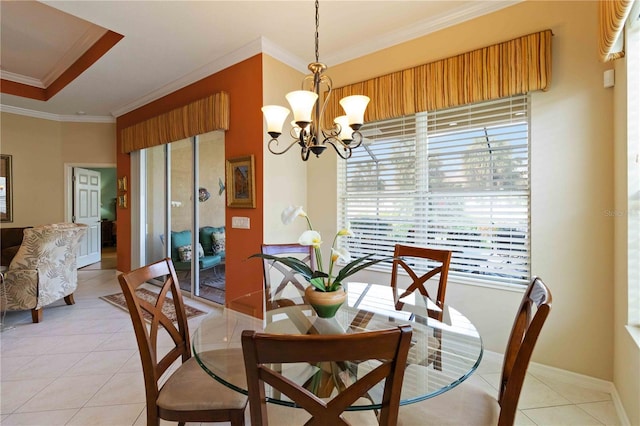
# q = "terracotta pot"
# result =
<box><xmin>304</xmin><ymin>285</ymin><xmax>347</xmax><ymax>318</ymax></box>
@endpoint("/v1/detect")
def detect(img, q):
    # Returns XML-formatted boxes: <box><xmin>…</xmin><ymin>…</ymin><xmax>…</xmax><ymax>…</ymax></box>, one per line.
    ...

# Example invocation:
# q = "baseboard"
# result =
<box><xmin>484</xmin><ymin>350</ymin><xmax>631</xmax><ymax>426</ymax></box>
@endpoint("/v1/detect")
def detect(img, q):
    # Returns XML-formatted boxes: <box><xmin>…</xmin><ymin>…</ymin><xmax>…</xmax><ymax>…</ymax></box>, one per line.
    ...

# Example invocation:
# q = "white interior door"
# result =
<box><xmin>74</xmin><ymin>167</ymin><xmax>101</xmax><ymax>267</ymax></box>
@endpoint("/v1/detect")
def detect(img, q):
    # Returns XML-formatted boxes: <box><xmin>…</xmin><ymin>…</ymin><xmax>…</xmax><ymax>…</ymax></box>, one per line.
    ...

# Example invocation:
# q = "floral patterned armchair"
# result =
<box><xmin>0</xmin><ymin>223</ymin><xmax>87</xmax><ymax>323</ymax></box>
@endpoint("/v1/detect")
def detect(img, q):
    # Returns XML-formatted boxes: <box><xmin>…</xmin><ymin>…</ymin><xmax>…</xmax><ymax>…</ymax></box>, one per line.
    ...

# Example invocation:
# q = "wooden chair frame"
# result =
<box><xmin>390</xmin><ymin>244</ymin><xmax>452</xmax><ymax>308</ymax></box>
<box><xmin>497</xmin><ymin>276</ymin><xmax>552</xmax><ymax>426</ymax></box>
<box><xmin>261</xmin><ymin>243</ymin><xmax>315</xmax><ymax>308</ymax></box>
<box><xmin>118</xmin><ymin>258</ymin><xmax>246</xmax><ymax>426</ymax></box>
<box><xmin>242</xmin><ymin>325</ymin><xmax>413</xmax><ymax>426</ymax></box>
<box><xmin>391</xmin><ymin>244</ymin><xmax>452</xmax><ymax>370</ymax></box>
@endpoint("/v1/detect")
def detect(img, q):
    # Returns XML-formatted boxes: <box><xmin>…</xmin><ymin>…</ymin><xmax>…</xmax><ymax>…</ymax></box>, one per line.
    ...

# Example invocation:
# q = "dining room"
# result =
<box><xmin>1</xmin><ymin>0</ymin><xmax>638</xmax><ymax>424</ymax></box>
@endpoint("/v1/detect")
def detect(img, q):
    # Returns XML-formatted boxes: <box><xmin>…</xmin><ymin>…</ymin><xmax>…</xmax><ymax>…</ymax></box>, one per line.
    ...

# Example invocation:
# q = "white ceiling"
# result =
<box><xmin>0</xmin><ymin>0</ymin><xmax>519</xmax><ymax>122</ymax></box>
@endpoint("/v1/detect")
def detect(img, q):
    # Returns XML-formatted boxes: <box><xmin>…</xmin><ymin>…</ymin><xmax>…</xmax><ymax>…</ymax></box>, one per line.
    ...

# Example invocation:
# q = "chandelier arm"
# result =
<box><xmin>348</xmin><ymin>130</ymin><xmax>364</xmax><ymax>149</ymax></box>
<box><xmin>325</xmin><ymin>137</ymin><xmax>353</xmax><ymax>159</ymax></box>
<box><xmin>301</xmin><ymin>146</ymin><xmax>311</xmax><ymax>161</ymax></box>
<box><xmin>267</xmin><ymin>137</ymin><xmax>301</xmax><ymax>155</ymax></box>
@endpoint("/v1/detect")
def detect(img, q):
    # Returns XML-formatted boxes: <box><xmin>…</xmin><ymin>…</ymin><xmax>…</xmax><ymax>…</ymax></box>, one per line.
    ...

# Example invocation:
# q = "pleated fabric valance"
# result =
<box><xmin>598</xmin><ymin>0</ymin><xmax>634</xmax><ymax>62</ymax></box>
<box><xmin>120</xmin><ymin>92</ymin><xmax>229</xmax><ymax>153</ymax></box>
<box><xmin>324</xmin><ymin>30</ymin><xmax>552</xmax><ymax>125</ymax></box>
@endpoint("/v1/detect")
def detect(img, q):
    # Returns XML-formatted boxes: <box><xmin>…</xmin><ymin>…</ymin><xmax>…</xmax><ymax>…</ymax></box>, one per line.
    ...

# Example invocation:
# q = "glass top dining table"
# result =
<box><xmin>192</xmin><ymin>282</ymin><xmax>483</xmax><ymax>410</ymax></box>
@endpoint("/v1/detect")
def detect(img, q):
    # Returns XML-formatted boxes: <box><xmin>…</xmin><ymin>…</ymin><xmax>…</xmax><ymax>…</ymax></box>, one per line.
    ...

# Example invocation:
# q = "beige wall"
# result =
<box><xmin>169</xmin><ymin>132</ymin><xmax>226</xmax><ymax>233</ymax></box>
<box><xmin>613</xmin><ymin>23</ymin><xmax>640</xmax><ymax>426</ymax></box>
<box><xmin>310</xmin><ymin>0</ymin><xmax>617</xmax><ymax>382</ymax></box>
<box><xmin>262</xmin><ymin>55</ymin><xmax>309</xmax><ymax>242</ymax></box>
<box><xmin>0</xmin><ymin>112</ymin><xmax>115</xmax><ymax>228</ymax></box>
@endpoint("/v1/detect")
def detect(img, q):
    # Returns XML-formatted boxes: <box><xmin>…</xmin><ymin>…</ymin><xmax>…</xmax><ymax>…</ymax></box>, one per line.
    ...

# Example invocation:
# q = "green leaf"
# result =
<box><xmin>248</xmin><ymin>253</ymin><xmax>313</xmax><ymax>280</ymax></box>
<box><xmin>334</xmin><ymin>255</ymin><xmax>395</xmax><ymax>283</ymax></box>
<box><xmin>310</xmin><ymin>276</ymin><xmax>327</xmax><ymax>291</ymax></box>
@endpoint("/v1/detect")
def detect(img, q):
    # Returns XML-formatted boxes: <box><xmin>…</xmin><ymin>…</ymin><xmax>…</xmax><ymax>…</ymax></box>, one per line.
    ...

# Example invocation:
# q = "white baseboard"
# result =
<box><xmin>484</xmin><ymin>350</ymin><xmax>630</xmax><ymax>425</ymax></box>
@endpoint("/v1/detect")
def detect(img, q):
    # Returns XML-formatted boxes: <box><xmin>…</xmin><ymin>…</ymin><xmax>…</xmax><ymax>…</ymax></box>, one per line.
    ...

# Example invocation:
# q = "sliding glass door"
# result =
<box><xmin>141</xmin><ymin>131</ymin><xmax>225</xmax><ymax>304</ymax></box>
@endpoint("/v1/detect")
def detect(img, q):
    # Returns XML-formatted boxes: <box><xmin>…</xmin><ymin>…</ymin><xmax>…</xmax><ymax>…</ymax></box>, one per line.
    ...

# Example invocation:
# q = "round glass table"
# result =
<box><xmin>192</xmin><ymin>282</ymin><xmax>483</xmax><ymax>410</ymax></box>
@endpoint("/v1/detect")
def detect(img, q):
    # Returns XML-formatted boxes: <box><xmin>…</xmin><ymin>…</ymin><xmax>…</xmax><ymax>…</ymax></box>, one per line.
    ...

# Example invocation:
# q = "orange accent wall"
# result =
<box><xmin>116</xmin><ymin>54</ymin><xmax>264</xmax><ymax>305</ymax></box>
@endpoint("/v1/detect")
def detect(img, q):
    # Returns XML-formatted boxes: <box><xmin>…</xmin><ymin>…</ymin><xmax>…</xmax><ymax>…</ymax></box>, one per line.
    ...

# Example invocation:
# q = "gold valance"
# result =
<box><xmin>598</xmin><ymin>0</ymin><xmax>634</xmax><ymax>62</ymax></box>
<box><xmin>120</xmin><ymin>92</ymin><xmax>229</xmax><ymax>153</ymax></box>
<box><xmin>324</xmin><ymin>30</ymin><xmax>552</xmax><ymax>125</ymax></box>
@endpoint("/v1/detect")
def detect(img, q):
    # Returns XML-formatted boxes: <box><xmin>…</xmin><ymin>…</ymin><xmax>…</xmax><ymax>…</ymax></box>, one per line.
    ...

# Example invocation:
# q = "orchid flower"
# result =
<box><xmin>251</xmin><ymin>206</ymin><xmax>391</xmax><ymax>292</ymax></box>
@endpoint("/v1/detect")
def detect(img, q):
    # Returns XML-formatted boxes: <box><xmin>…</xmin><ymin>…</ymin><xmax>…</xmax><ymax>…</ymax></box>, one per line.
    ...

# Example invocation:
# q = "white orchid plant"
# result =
<box><xmin>251</xmin><ymin>206</ymin><xmax>391</xmax><ymax>292</ymax></box>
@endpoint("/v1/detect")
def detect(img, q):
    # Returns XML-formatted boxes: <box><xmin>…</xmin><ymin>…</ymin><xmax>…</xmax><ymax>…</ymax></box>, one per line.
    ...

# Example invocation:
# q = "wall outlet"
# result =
<box><xmin>232</xmin><ymin>216</ymin><xmax>250</xmax><ymax>229</ymax></box>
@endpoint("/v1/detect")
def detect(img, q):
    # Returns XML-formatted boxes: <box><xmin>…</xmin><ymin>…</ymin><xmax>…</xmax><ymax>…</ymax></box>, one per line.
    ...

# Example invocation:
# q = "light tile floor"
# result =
<box><xmin>0</xmin><ymin>269</ymin><xmax>622</xmax><ymax>425</ymax></box>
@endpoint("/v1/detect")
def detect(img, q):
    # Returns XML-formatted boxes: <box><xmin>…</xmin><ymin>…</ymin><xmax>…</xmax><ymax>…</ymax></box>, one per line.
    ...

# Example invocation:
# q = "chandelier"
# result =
<box><xmin>261</xmin><ymin>0</ymin><xmax>370</xmax><ymax>161</ymax></box>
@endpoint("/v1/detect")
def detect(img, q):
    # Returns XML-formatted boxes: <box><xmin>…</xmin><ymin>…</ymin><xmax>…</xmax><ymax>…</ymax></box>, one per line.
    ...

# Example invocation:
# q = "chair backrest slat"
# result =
<box><xmin>391</xmin><ymin>244</ymin><xmax>452</xmax><ymax>312</ymax></box>
<box><xmin>242</xmin><ymin>324</ymin><xmax>413</xmax><ymax>426</ymax></box>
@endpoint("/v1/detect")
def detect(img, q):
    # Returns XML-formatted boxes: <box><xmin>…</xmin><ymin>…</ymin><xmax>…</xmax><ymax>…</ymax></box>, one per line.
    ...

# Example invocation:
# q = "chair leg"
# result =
<box><xmin>64</xmin><ymin>294</ymin><xmax>75</xmax><ymax>305</ymax></box>
<box><xmin>230</xmin><ymin>409</ymin><xmax>246</xmax><ymax>426</ymax></box>
<box><xmin>31</xmin><ymin>308</ymin><xmax>42</xmax><ymax>323</ymax></box>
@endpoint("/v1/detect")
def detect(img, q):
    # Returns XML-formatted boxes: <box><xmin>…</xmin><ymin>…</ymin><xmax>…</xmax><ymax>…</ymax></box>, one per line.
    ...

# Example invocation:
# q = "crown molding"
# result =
<box><xmin>323</xmin><ymin>0</ymin><xmax>522</xmax><ymax>66</ymax></box>
<box><xmin>41</xmin><ymin>26</ymin><xmax>108</xmax><ymax>87</ymax></box>
<box><xmin>260</xmin><ymin>37</ymin><xmax>308</xmax><ymax>74</ymax></box>
<box><xmin>111</xmin><ymin>37</ymin><xmax>274</xmax><ymax>118</ymax></box>
<box><xmin>0</xmin><ymin>71</ymin><xmax>45</xmax><ymax>88</ymax></box>
<box><xmin>0</xmin><ymin>104</ymin><xmax>114</xmax><ymax>123</ymax></box>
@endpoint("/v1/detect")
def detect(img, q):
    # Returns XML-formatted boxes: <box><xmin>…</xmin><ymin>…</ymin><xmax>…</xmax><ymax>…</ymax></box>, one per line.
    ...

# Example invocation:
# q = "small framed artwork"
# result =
<box><xmin>117</xmin><ymin>176</ymin><xmax>127</xmax><ymax>191</ymax></box>
<box><xmin>118</xmin><ymin>194</ymin><xmax>127</xmax><ymax>209</ymax></box>
<box><xmin>226</xmin><ymin>155</ymin><xmax>256</xmax><ymax>208</ymax></box>
<box><xmin>0</xmin><ymin>154</ymin><xmax>13</xmax><ymax>222</ymax></box>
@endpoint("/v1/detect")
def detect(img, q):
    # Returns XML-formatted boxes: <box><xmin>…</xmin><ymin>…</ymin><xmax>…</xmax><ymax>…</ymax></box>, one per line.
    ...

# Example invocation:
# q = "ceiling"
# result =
<box><xmin>0</xmin><ymin>0</ymin><xmax>519</xmax><ymax>122</ymax></box>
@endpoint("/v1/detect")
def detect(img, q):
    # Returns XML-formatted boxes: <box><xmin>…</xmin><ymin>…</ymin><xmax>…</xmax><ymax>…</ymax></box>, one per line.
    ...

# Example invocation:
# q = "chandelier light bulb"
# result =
<box><xmin>286</xmin><ymin>90</ymin><xmax>318</xmax><ymax>125</ymax></box>
<box><xmin>334</xmin><ymin>115</ymin><xmax>353</xmax><ymax>142</ymax></box>
<box><xmin>291</xmin><ymin>121</ymin><xmax>302</xmax><ymax>138</ymax></box>
<box><xmin>339</xmin><ymin>95</ymin><xmax>370</xmax><ymax>128</ymax></box>
<box><xmin>262</xmin><ymin>105</ymin><xmax>290</xmax><ymax>137</ymax></box>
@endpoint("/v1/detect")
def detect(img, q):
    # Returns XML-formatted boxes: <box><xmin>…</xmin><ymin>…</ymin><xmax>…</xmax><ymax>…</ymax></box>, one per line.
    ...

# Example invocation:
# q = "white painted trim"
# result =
<box><xmin>626</xmin><ymin>325</ymin><xmax>640</xmax><ymax>348</ymax></box>
<box><xmin>527</xmin><ymin>360</ymin><xmax>630</xmax><ymax>426</ymax></box>
<box><xmin>0</xmin><ymin>71</ymin><xmax>45</xmax><ymax>88</ymax></box>
<box><xmin>483</xmin><ymin>350</ymin><xmax>631</xmax><ymax>425</ymax></box>
<box><xmin>323</xmin><ymin>0</ymin><xmax>523</xmax><ymax>66</ymax></box>
<box><xmin>261</xmin><ymin>37</ymin><xmax>308</xmax><ymax>74</ymax></box>
<box><xmin>611</xmin><ymin>385</ymin><xmax>632</xmax><ymax>426</ymax></box>
<box><xmin>111</xmin><ymin>37</ymin><xmax>275</xmax><ymax>118</ymax></box>
<box><xmin>41</xmin><ymin>26</ymin><xmax>108</xmax><ymax>87</ymax></box>
<box><xmin>0</xmin><ymin>104</ymin><xmax>114</xmax><ymax>123</ymax></box>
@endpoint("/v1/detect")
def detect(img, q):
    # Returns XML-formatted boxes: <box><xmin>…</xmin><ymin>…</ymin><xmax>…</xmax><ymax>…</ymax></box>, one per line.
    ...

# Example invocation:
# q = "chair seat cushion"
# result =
<box><xmin>157</xmin><ymin>357</ymin><xmax>247</xmax><ymax>412</ymax></box>
<box><xmin>398</xmin><ymin>376</ymin><xmax>499</xmax><ymax>426</ymax></box>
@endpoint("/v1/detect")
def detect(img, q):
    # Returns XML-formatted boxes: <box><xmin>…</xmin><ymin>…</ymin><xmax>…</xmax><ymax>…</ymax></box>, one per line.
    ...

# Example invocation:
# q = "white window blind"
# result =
<box><xmin>338</xmin><ymin>95</ymin><xmax>530</xmax><ymax>285</ymax></box>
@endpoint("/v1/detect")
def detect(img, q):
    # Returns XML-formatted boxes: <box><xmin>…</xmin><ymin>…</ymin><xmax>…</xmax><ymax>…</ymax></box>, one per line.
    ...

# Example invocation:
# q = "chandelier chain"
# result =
<box><xmin>314</xmin><ymin>0</ymin><xmax>320</xmax><ymax>62</ymax></box>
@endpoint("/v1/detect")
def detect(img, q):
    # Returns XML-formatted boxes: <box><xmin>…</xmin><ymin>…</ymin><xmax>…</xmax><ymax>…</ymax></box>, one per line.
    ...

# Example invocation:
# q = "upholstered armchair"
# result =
<box><xmin>0</xmin><ymin>223</ymin><xmax>88</xmax><ymax>323</ymax></box>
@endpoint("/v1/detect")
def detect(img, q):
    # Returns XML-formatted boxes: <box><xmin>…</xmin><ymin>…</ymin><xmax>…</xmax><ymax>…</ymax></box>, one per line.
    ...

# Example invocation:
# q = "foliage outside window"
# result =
<box><xmin>338</xmin><ymin>95</ymin><xmax>531</xmax><ymax>286</ymax></box>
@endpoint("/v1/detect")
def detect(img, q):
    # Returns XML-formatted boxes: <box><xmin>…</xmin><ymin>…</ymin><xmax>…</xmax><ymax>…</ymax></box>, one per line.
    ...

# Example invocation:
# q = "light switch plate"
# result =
<box><xmin>232</xmin><ymin>216</ymin><xmax>250</xmax><ymax>229</ymax></box>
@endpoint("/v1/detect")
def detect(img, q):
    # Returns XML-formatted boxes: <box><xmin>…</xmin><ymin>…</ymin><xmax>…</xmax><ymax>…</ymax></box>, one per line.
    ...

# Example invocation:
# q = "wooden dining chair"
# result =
<box><xmin>117</xmin><ymin>258</ymin><xmax>247</xmax><ymax>426</ymax></box>
<box><xmin>390</xmin><ymin>244</ymin><xmax>452</xmax><ymax>309</ymax></box>
<box><xmin>261</xmin><ymin>243</ymin><xmax>315</xmax><ymax>308</ymax></box>
<box><xmin>398</xmin><ymin>277</ymin><xmax>553</xmax><ymax>426</ymax></box>
<box><xmin>390</xmin><ymin>244</ymin><xmax>452</xmax><ymax>370</ymax></box>
<box><xmin>241</xmin><ymin>324</ymin><xmax>413</xmax><ymax>426</ymax></box>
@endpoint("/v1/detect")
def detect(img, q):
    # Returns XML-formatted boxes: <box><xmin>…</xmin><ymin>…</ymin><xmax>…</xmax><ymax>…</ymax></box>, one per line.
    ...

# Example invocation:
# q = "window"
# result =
<box><xmin>338</xmin><ymin>95</ymin><xmax>530</xmax><ymax>286</ymax></box>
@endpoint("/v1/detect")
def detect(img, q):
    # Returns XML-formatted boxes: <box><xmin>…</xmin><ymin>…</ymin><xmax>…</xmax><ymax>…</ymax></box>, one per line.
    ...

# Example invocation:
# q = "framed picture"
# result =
<box><xmin>0</xmin><ymin>155</ymin><xmax>13</xmax><ymax>222</ymax></box>
<box><xmin>117</xmin><ymin>176</ymin><xmax>127</xmax><ymax>191</ymax></box>
<box><xmin>226</xmin><ymin>155</ymin><xmax>256</xmax><ymax>208</ymax></box>
<box><xmin>118</xmin><ymin>194</ymin><xmax>128</xmax><ymax>209</ymax></box>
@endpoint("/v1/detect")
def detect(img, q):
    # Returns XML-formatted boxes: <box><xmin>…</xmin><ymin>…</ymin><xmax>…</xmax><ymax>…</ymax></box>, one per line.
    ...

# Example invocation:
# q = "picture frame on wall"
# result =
<box><xmin>0</xmin><ymin>154</ymin><xmax>13</xmax><ymax>222</ymax></box>
<box><xmin>118</xmin><ymin>194</ymin><xmax>127</xmax><ymax>209</ymax></box>
<box><xmin>226</xmin><ymin>155</ymin><xmax>256</xmax><ymax>208</ymax></box>
<box><xmin>117</xmin><ymin>176</ymin><xmax>127</xmax><ymax>191</ymax></box>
